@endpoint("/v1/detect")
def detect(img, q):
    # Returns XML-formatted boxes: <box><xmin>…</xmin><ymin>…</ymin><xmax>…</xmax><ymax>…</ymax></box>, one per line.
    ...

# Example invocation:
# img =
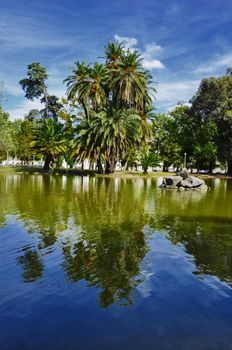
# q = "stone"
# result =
<box><xmin>186</xmin><ymin>176</ymin><xmax>205</xmax><ymax>187</ymax></box>
<box><xmin>164</xmin><ymin>176</ymin><xmax>182</xmax><ymax>187</ymax></box>
<box><xmin>180</xmin><ymin>179</ymin><xmax>192</xmax><ymax>188</ymax></box>
<box><xmin>199</xmin><ymin>184</ymin><xmax>208</xmax><ymax>191</ymax></box>
<box><xmin>161</xmin><ymin>172</ymin><xmax>207</xmax><ymax>191</ymax></box>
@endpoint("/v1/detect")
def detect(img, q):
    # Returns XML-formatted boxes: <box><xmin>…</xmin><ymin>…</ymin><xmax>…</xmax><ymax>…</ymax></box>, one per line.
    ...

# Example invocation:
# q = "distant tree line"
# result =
<box><xmin>1</xmin><ymin>41</ymin><xmax>232</xmax><ymax>174</ymax></box>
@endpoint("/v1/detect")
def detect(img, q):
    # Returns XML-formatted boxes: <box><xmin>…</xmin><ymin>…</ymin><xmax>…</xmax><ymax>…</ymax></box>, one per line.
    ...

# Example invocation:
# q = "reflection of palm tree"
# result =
<box><xmin>3</xmin><ymin>172</ymin><xmax>232</xmax><ymax>302</ymax></box>
<box><xmin>62</xmin><ymin>228</ymin><xmax>147</xmax><ymax>308</ymax></box>
<box><xmin>61</xmin><ymin>178</ymin><xmax>149</xmax><ymax>307</ymax></box>
<box><xmin>2</xmin><ymin>174</ymin><xmax>150</xmax><ymax>305</ymax></box>
<box><xmin>17</xmin><ymin>248</ymin><xmax>43</xmax><ymax>282</ymax></box>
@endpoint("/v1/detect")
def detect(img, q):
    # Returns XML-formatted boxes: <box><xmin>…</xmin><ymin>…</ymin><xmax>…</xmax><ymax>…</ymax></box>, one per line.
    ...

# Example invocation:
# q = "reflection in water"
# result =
<box><xmin>1</xmin><ymin>173</ymin><xmax>232</xmax><ymax>306</ymax></box>
<box><xmin>17</xmin><ymin>248</ymin><xmax>43</xmax><ymax>282</ymax></box>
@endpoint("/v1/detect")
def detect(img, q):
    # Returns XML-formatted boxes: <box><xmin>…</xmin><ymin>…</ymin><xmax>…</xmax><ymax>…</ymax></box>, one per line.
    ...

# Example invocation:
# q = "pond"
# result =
<box><xmin>0</xmin><ymin>172</ymin><xmax>232</xmax><ymax>350</ymax></box>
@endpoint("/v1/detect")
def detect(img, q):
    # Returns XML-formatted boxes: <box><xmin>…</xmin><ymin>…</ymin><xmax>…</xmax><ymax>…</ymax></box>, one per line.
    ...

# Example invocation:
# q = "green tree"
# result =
<box><xmin>11</xmin><ymin>118</ymin><xmax>34</xmax><ymax>163</ymax></box>
<box><xmin>19</xmin><ymin>62</ymin><xmax>49</xmax><ymax>117</ymax></box>
<box><xmin>65</xmin><ymin>41</ymin><xmax>154</xmax><ymax>173</ymax></box>
<box><xmin>152</xmin><ymin>113</ymin><xmax>182</xmax><ymax>171</ymax></box>
<box><xmin>107</xmin><ymin>49</ymin><xmax>153</xmax><ymax>111</ymax></box>
<box><xmin>30</xmin><ymin>117</ymin><xmax>67</xmax><ymax>170</ymax></box>
<box><xmin>190</xmin><ymin>72</ymin><xmax>232</xmax><ymax>173</ymax></box>
<box><xmin>0</xmin><ymin>108</ymin><xmax>13</xmax><ymax>160</ymax></box>
<box><xmin>73</xmin><ymin>107</ymin><xmax>149</xmax><ymax>173</ymax></box>
<box><xmin>138</xmin><ymin>147</ymin><xmax>160</xmax><ymax>174</ymax></box>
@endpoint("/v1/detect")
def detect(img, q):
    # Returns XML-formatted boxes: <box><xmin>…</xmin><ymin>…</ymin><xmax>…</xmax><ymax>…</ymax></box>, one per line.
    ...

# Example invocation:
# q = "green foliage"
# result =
<box><xmin>2</xmin><ymin>44</ymin><xmax>231</xmax><ymax>174</ymax></box>
<box><xmin>11</xmin><ymin>119</ymin><xmax>34</xmax><ymax>162</ymax></box>
<box><xmin>30</xmin><ymin>118</ymin><xmax>67</xmax><ymax>169</ymax></box>
<box><xmin>19</xmin><ymin>62</ymin><xmax>48</xmax><ymax>101</ymax></box>
<box><xmin>152</xmin><ymin>113</ymin><xmax>182</xmax><ymax>171</ymax></box>
<box><xmin>73</xmin><ymin>107</ymin><xmax>149</xmax><ymax>173</ymax></box>
<box><xmin>190</xmin><ymin>72</ymin><xmax>232</xmax><ymax>172</ymax></box>
<box><xmin>138</xmin><ymin>147</ymin><xmax>160</xmax><ymax>174</ymax></box>
<box><xmin>0</xmin><ymin>108</ymin><xmax>13</xmax><ymax>160</ymax></box>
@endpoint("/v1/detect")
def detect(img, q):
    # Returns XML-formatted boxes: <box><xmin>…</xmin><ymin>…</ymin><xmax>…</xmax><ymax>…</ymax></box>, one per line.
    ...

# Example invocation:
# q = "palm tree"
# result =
<box><xmin>79</xmin><ymin>62</ymin><xmax>108</xmax><ymax>112</ymax></box>
<box><xmin>139</xmin><ymin>147</ymin><xmax>160</xmax><ymax>174</ymax></box>
<box><xmin>64</xmin><ymin>61</ymin><xmax>90</xmax><ymax>119</ymax></box>
<box><xmin>64</xmin><ymin>62</ymin><xmax>108</xmax><ymax>117</ymax></box>
<box><xmin>105</xmin><ymin>41</ymin><xmax>124</xmax><ymax>68</ymax></box>
<box><xmin>73</xmin><ymin>106</ymin><xmax>149</xmax><ymax>174</ymax></box>
<box><xmin>108</xmin><ymin>49</ymin><xmax>154</xmax><ymax>111</ymax></box>
<box><xmin>30</xmin><ymin>118</ymin><xmax>67</xmax><ymax>170</ymax></box>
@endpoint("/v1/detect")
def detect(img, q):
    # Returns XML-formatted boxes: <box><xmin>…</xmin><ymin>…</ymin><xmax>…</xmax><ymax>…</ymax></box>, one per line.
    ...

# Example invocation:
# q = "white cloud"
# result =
<box><xmin>142</xmin><ymin>42</ymin><xmax>164</xmax><ymax>70</ymax></box>
<box><xmin>144</xmin><ymin>42</ymin><xmax>163</xmax><ymax>56</ymax></box>
<box><xmin>7</xmin><ymin>100</ymin><xmax>43</xmax><ymax>120</ymax></box>
<box><xmin>114</xmin><ymin>34</ymin><xmax>138</xmax><ymax>49</ymax></box>
<box><xmin>194</xmin><ymin>53</ymin><xmax>232</xmax><ymax>74</ymax></box>
<box><xmin>143</xmin><ymin>59</ymin><xmax>165</xmax><ymax>69</ymax></box>
<box><xmin>156</xmin><ymin>80</ymin><xmax>200</xmax><ymax>111</ymax></box>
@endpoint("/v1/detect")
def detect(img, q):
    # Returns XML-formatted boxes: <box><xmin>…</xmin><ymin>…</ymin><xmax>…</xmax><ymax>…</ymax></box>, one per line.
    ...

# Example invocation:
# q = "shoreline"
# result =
<box><xmin>0</xmin><ymin>166</ymin><xmax>232</xmax><ymax>179</ymax></box>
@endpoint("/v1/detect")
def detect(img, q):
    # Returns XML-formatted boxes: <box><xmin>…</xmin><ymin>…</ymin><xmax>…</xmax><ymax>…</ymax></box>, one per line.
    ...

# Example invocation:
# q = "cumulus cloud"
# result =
<box><xmin>143</xmin><ymin>59</ymin><xmax>165</xmax><ymax>69</ymax></box>
<box><xmin>155</xmin><ymin>80</ymin><xmax>200</xmax><ymax>111</ymax></box>
<box><xmin>114</xmin><ymin>34</ymin><xmax>138</xmax><ymax>49</ymax></box>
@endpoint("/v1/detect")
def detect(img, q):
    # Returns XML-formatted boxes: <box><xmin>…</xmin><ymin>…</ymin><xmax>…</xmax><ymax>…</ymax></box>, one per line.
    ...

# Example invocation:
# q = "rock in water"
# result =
<box><xmin>161</xmin><ymin>171</ymin><xmax>208</xmax><ymax>191</ymax></box>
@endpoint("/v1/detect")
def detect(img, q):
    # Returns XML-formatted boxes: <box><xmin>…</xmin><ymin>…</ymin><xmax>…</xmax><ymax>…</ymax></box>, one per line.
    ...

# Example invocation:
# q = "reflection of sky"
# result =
<box><xmin>136</xmin><ymin>230</ymin><xmax>232</xmax><ymax>306</ymax></box>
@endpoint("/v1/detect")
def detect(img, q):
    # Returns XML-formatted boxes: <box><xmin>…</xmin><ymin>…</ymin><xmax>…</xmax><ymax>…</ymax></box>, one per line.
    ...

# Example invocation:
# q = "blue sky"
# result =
<box><xmin>1</xmin><ymin>0</ymin><xmax>232</xmax><ymax>119</ymax></box>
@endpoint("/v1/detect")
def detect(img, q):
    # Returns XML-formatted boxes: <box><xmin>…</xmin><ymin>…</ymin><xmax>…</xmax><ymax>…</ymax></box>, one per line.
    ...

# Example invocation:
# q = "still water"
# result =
<box><xmin>0</xmin><ymin>172</ymin><xmax>232</xmax><ymax>350</ymax></box>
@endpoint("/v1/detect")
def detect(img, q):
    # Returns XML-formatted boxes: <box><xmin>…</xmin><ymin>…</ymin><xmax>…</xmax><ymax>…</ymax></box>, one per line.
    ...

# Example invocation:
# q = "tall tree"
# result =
<box><xmin>190</xmin><ymin>72</ymin><xmax>232</xmax><ymax>173</ymax></box>
<box><xmin>19</xmin><ymin>62</ymin><xmax>49</xmax><ymax>117</ymax></box>
<box><xmin>73</xmin><ymin>107</ymin><xmax>149</xmax><ymax>174</ymax></box>
<box><xmin>0</xmin><ymin>108</ymin><xmax>13</xmax><ymax>160</ymax></box>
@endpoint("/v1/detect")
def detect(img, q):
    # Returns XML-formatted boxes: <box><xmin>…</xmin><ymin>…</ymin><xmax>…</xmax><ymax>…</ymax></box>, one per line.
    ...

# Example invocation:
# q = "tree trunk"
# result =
<box><xmin>105</xmin><ymin>160</ymin><xmax>111</xmax><ymax>174</ymax></box>
<box><xmin>81</xmin><ymin>100</ymin><xmax>88</xmax><ymax>120</ymax></box>
<box><xmin>208</xmin><ymin>161</ymin><xmax>214</xmax><ymax>174</ymax></box>
<box><xmin>97</xmin><ymin>158</ymin><xmax>104</xmax><ymax>174</ymax></box>
<box><xmin>44</xmin><ymin>88</ymin><xmax>49</xmax><ymax>118</ymax></box>
<box><xmin>110</xmin><ymin>157</ymin><xmax>116</xmax><ymax>173</ymax></box>
<box><xmin>143</xmin><ymin>166</ymin><xmax>148</xmax><ymax>174</ymax></box>
<box><xmin>163</xmin><ymin>162</ymin><xmax>169</xmax><ymax>172</ymax></box>
<box><xmin>227</xmin><ymin>159</ymin><xmax>232</xmax><ymax>174</ymax></box>
<box><xmin>43</xmin><ymin>155</ymin><xmax>52</xmax><ymax>170</ymax></box>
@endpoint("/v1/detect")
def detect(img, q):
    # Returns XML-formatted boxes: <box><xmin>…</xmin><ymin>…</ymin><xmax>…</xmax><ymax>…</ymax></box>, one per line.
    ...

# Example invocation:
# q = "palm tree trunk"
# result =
<box><xmin>43</xmin><ymin>155</ymin><xmax>52</xmax><ymax>170</ymax></box>
<box><xmin>105</xmin><ymin>160</ymin><xmax>111</xmax><ymax>174</ymax></box>
<box><xmin>97</xmin><ymin>158</ymin><xmax>104</xmax><ymax>174</ymax></box>
<box><xmin>81</xmin><ymin>100</ymin><xmax>88</xmax><ymax>120</ymax></box>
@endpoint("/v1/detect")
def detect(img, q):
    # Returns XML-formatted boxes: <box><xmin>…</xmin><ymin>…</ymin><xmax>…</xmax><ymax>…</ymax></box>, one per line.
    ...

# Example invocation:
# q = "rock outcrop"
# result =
<box><xmin>161</xmin><ymin>170</ymin><xmax>208</xmax><ymax>191</ymax></box>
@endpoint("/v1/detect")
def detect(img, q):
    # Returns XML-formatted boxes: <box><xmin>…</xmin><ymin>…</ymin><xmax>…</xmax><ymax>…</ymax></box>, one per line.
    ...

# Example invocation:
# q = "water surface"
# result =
<box><xmin>0</xmin><ymin>173</ymin><xmax>232</xmax><ymax>350</ymax></box>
